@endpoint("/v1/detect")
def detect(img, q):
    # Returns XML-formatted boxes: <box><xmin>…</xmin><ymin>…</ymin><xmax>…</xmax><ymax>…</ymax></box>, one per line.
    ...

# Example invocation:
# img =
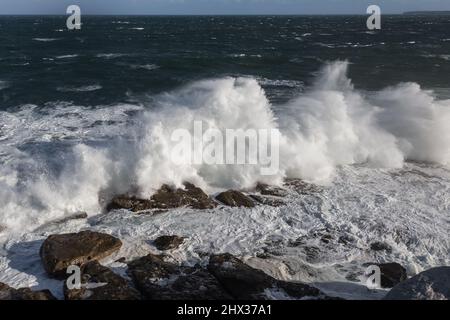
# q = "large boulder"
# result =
<box><xmin>153</xmin><ymin>235</ymin><xmax>185</xmax><ymax>251</ymax></box>
<box><xmin>40</xmin><ymin>231</ymin><xmax>122</xmax><ymax>278</ymax></box>
<box><xmin>215</xmin><ymin>190</ymin><xmax>255</xmax><ymax>208</ymax></box>
<box><xmin>384</xmin><ymin>266</ymin><xmax>450</xmax><ymax>300</ymax></box>
<box><xmin>64</xmin><ymin>261</ymin><xmax>141</xmax><ymax>300</ymax></box>
<box><xmin>106</xmin><ymin>183</ymin><xmax>217</xmax><ymax>212</ymax></box>
<box><xmin>207</xmin><ymin>253</ymin><xmax>327</xmax><ymax>300</ymax></box>
<box><xmin>0</xmin><ymin>282</ymin><xmax>56</xmax><ymax>300</ymax></box>
<box><xmin>127</xmin><ymin>254</ymin><xmax>232</xmax><ymax>300</ymax></box>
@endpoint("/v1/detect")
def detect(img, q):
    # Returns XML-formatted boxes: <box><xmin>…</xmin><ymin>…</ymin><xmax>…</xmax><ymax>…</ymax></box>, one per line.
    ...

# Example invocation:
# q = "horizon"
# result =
<box><xmin>1</xmin><ymin>0</ymin><xmax>450</xmax><ymax>15</ymax></box>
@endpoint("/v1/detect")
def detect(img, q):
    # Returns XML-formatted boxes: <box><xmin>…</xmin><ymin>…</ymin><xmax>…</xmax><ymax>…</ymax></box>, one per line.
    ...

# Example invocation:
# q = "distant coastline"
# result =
<box><xmin>404</xmin><ymin>11</ymin><xmax>450</xmax><ymax>15</ymax></box>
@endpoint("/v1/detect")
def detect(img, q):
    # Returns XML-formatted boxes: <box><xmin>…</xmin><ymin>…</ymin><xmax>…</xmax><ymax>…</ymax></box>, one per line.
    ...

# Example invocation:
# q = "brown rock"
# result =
<box><xmin>0</xmin><ymin>282</ymin><xmax>56</xmax><ymax>300</ymax></box>
<box><xmin>64</xmin><ymin>261</ymin><xmax>141</xmax><ymax>300</ymax></box>
<box><xmin>127</xmin><ymin>254</ymin><xmax>232</xmax><ymax>300</ymax></box>
<box><xmin>207</xmin><ymin>253</ymin><xmax>326</xmax><ymax>300</ymax></box>
<box><xmin>106</xmin><ymin>195</ymin><xmax>153</xmax><ymax>212</ymax></box>
<box><xmin>215</xmin><ymin>190</ymin><xmax>255</xmax><ymax>208</ymax></box>
<box><xmin>40</xmin><ymin>231</ymin><xmax>122</xmax><ymax>278</ymax></box>
<box><xmin>106</xmin><ymin>183</ymin><xmax>216</xmax><ymax>212</ymax></box>
<box><xmin>154</xmin><ymin>235</ymin><xmax>185</xmax><ymax>251</ymax></box>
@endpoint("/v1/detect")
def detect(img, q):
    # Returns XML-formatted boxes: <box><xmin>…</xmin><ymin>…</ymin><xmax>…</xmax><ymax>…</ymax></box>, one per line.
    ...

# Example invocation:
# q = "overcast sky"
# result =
<box><xmin>1</xmin><ymin>0</ymin><xmax>449</xmax><ymax>15</ymax></box>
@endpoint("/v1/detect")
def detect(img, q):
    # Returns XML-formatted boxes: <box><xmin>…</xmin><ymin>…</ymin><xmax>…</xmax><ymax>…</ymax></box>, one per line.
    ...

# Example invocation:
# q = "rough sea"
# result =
<box><xmin>0</xmin><ymin>15</ymin><xmax>449</xmax><ymax>299</ymax></box>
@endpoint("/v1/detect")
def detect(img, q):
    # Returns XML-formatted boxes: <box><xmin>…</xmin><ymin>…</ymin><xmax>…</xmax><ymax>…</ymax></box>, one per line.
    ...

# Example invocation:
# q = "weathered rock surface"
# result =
<box><xmin>40</xmin><ymin>231</ymin><xmax>122</xmax><ymax>278</ymax></box>
<box><xmin>384</xmin><ymin>266</ymin><xmax>450</xmax><ymax>300</ymax></box>
<box><xmin>216</xmin><ymin>190</ymin><xmax>255</xmax><ymax>208</ymax></box>
<box><xmin>208</xmin><ymin>253</ymin><xmax>327</xmax><ymax>300</ymax></box>
<box><xmin>154</xmin><ymin>235</ymin><xmax>185</xmax><ymax>251</ymax></box>
<box><xmin>64</xmin><ymin>261</ymin><xmax>141</xmax><ymax>300</ymax></box>
<box><xmin>107</xmin><ymin>183</ymin><xmax>217</xmax><ymax>212</ymax></box>
<box><xmin>0</xmin><ymin>282</ymin><xmax>56</xmax><ymax>300</ymax></box>
<box><xmin>127</xmin><ymin>254</ymin><xmax>232</xmax><ymax>300</ymax></box>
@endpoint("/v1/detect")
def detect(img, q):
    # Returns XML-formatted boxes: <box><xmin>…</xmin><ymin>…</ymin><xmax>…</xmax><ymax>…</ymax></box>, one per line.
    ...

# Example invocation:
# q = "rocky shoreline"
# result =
<box><xmin>1</xmin><ymin>182</ymin><xmax>449</xmax><ymax>300</ymax></box>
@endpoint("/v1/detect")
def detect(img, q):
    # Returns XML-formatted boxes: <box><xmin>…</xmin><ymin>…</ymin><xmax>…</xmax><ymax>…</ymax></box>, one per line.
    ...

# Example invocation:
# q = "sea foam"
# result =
<box><xmin>1</xmin><ymin>61</ymin><xmax>450</xmax><ymax>233</ymax></box>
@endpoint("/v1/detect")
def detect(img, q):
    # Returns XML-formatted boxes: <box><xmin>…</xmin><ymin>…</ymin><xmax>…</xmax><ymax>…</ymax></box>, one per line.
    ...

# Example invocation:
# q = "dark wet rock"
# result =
<box><xmin>64</xmin><ymin>261</ymin><xmax>141</xmax><ymax>300</ymax></box>
<box><xmin>154</xmin><ymin>235</ymin><xmax>185</xmax><ymax>251</ymax></box>
<box><xmin>384</xmin><ymin>267</ymin><xmax>450</xmax><ymax>300</ymax></box>
<box><xmin>0</xmin><ymin>282</ymin><xmax>56</xmax><ymax>300</ymax></box>
<box><xmin>249</xmin><ymin>195</ymin><xmax>285</xmax><ymax>207</ymax></box>
<box><xmin>216</xmin><ymin>190</ymin><xmax>255</xmax><ymax>208</ymax></box>
<box><xmin>378</xmin><ymin>263</ymin><xmax>408</xmax><ymax>288</ymax></box>
<box><xmin>255</xmin><ymin>183</ymin><xmax>288</xmax><ymax>197</ymax></box>
<box><xmin>0</xmin><ymin>225</ymin><xmax>5</xmax><ymax>233</ymax></box>
<box><xmin>150</xmin><ymin>183</ymin><xmax>217</xmax><ymax>210</ymax></box>
<box><xmin>284</xmin><ymin>179</ymin><xmax>322</xmax><ymax>194</ymax></box>
<box><xmin>363</xmin><ymin>262</ymin><xmax>408</xmax><ymax>288</ymax></box>
<box><xmin>370</xmin><ymin>242</ymin><xmax>393</xmax><ymax>253</ymax></box>
<box><xmin>107</xmin><ymin>183</ymin><xmax>216</xmax><ymax>212</ymax></box>
<box><xmin>127</xmin><ymin>254</ymin><xmax>232</xmax><ymax>300</ymax></box>
<box><xmin>207</xmin><ymin>253</ymin><xmax>327</xmax><ymax>300</ymax></box>
<box><xmin>106</xmin><ymin>195</ymin><xmax>153</xmax><ymax>212</ymax></box>
<box><xmin>40</xmin><ymin>231</ymin><xmax>122</xmax><ymax>278</ymax></box>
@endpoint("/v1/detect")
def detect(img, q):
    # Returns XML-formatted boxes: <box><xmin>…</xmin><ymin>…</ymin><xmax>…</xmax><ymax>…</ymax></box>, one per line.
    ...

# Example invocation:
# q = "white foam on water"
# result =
<box><xmin>32</xmin><ymin>38</ymin><xmax>59</xmax><ymax>42</ymax></box>
<box><xmin>0</xmin><ymin>61</ymin><xmax>449</xmax><ymax>299</ymax></box>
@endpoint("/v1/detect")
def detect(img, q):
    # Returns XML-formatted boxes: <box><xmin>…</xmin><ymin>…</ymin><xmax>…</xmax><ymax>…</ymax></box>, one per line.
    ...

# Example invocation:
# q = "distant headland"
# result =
<box><xmin>403</xmin><ymin>11</ymin><xmax>450</xmax><ymax>16</ymax></box>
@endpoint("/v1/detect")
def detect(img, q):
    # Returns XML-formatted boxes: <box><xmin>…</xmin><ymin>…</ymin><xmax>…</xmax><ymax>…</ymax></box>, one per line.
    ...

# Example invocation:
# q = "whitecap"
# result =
<box><xmin>33</xmin><ymin>38</ymin><xmax>59</xmax><ymax>42</ymax></box>
<box><xmin>55</xmin><ymin>54</ymin><xmax>78</xmax><ymax>59</ymax></box>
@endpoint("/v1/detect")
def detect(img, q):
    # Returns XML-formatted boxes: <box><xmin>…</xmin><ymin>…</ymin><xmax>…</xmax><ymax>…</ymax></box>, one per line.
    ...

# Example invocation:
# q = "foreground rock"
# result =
<box><xmin>384</xmin><ymin>266</ymin><xmax>450</xmax><ymax>300</ymax></box>
<box><xmin>107</xmin><ymin>183</ymin><xmax>217</xmax><ymax>212</ymax></box>
<box><xmin>0</xmin><ymin>282</ymin><xmax>56</xmax><ymax>300</ymax></box>
<box><xmin>127</xmin><ymin>254</ymin><xmax>232</xmax><ymax>300</ymax></box>
<box><xmin>154</xmin><ymin>235</ymin><xmax>185</xmax><ymax>251</ymax></box>
<box><xmin>208</xmin><ymin>253</ymin><xmax>328</xmax><ymax>300</ymax></box>
<box><xmin>64</xmin><ymin>261</ymin><xmax>141</xmax><ymax>300</ymax></box>
<box><xmin>40</xmin><ymin>231</ymin><xmax>122</xmax><ymax>278</ymax></box>
<box><xmin>216</xmin><ymin>190</ymin><xmax>255</xmax><ymax>208</ymax></box>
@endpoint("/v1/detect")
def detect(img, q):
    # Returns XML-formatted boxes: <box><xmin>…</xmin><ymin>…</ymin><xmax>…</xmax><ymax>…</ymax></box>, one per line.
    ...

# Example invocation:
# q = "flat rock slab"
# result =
<box><xmin>216</xmin><ymin>190</ymin><xmax>255</xmax><ymax>208</ymax></box>
<box><xmin>154</xmin><ymin>235</ymin><xmax>185</xmax><ymax>251</ymax></box>
<box><xmin>64</xmin><ymin>261</ymin><xmax>141</xmax><ymax>300</ymax></box>
<box><xmin>127</xmin><ymin>254</ymin><xmax>232</xmax><ymax>300</ymax></box>
<box><xmin>208</xmin><ymin>253</ymin><xmax>326</xmax><ymax>300</ymax></box>
<box><xmin>40</xmin><ymin>231</ymin><xmax>122</xmax><ymax>278</ymax></box>
<box><xmin>384</xmin><ymin>266</ymin><xmax>450</xmax><ymax>300</ymax></box>
<box><xmin>0</xmin><ymin>282</ymin><xmax>56</xmax><ymax>300</ymax></box>
<box><xmin>107</xmin><ymin>183</ymin><xmax>217</xmax><ymax>212</ymax></box>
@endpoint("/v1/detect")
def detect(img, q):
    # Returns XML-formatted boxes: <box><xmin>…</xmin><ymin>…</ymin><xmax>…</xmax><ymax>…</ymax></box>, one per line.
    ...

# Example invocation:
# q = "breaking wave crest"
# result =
<box><xmin>1</xmin><ymin>61</ymin><xmax>450</xmax><ymax>233</ymax></box>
